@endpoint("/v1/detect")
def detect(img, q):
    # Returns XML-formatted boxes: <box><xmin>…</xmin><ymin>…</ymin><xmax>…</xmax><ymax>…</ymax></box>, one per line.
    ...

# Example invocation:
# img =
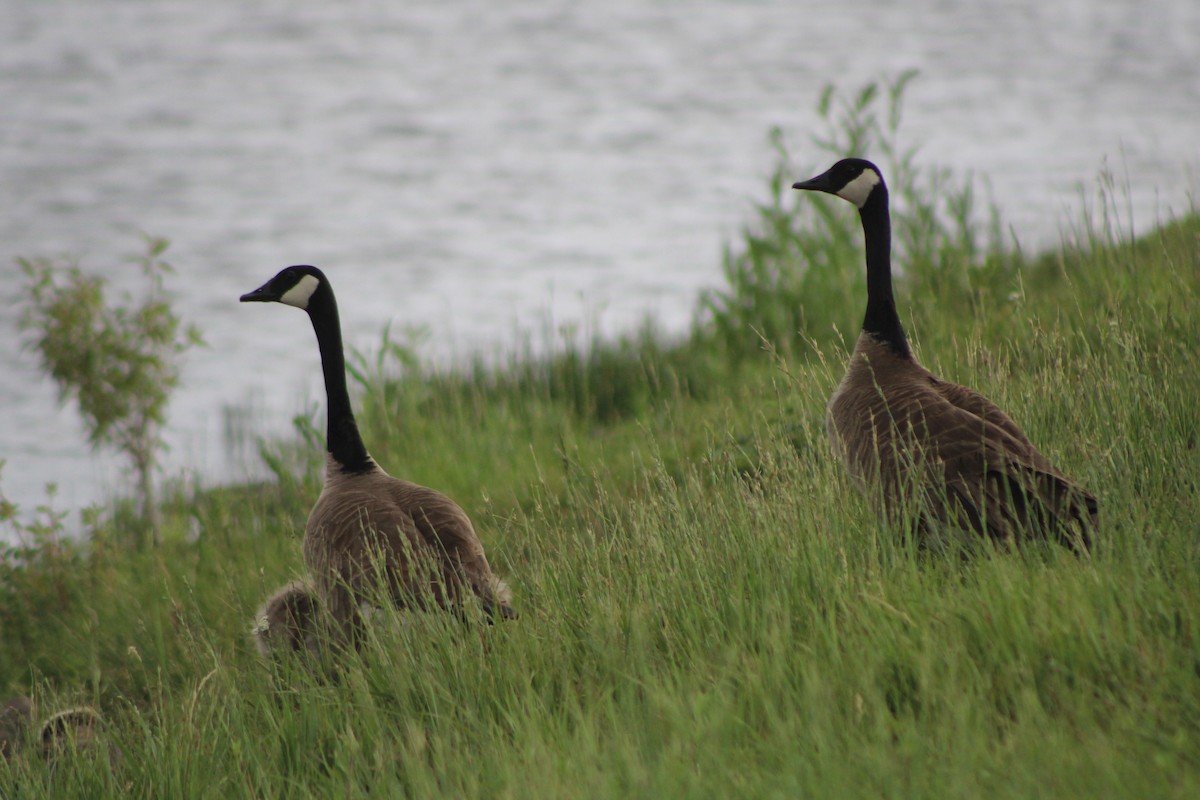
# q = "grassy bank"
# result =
<box><xmin>4</xmin><ymin>86</ymin><xmax>1200</xmax><ymax>796</ymax></box>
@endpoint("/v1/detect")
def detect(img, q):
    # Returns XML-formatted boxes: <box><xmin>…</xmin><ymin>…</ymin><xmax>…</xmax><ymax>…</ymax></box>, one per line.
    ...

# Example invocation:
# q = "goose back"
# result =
<box><xmin>305</xmin><ymin>456</ymin><xmax>512</xmax><ymax>630</ymax></box>
<box><xmin>830</xmin><ymin>334</ymin><xmax>1097</xmax><ymax>548</ymax></box>
<box><xmin>252</xmin><ymin>581</ymin><xmax>322</xmax><ymax>660</ymax></box>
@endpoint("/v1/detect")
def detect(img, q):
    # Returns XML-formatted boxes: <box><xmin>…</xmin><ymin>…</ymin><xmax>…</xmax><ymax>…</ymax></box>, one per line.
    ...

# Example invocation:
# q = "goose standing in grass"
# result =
<box><xmin>241</xmin><ymin>266</ymin><xmax>514</xmax><ymax>639</ymax></box>
<box><xmin>792</xmin><ymin>159</ymin><xmax>1097</xmax><ymax>551</ymax></box>
<box><xmin>251</xmin><ymin>581</ymin><xmax>323</xmax><ymax>661</ymax></box>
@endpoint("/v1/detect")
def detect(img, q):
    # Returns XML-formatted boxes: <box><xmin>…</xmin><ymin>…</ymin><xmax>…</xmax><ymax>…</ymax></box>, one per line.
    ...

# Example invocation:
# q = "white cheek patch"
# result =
<box><xmin>279</xmin><ymin>274</ymin><xmax>320</xmax><ymax>309</ymax></box>
<box><xmin>836</xmin><ymin>169</ymin><xmax>881</xmax><ymax>208</ymax></box>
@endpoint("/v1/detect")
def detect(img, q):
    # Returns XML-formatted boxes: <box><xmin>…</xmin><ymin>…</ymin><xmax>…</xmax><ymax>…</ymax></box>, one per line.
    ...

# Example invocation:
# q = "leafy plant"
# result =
<box><xmin>700</xmin><ymin>71</ymin><xmax>1006</xmax><ymax>361</ymax></box>
<box><xmin>15</xmin><ymin>237</ymin><xmax>203</xmax><ymax>547</ymax></box>
<box><xmin>0</xmin><ymin>462</ymin><xmax>89</xmax><ymax>678</ymax></box>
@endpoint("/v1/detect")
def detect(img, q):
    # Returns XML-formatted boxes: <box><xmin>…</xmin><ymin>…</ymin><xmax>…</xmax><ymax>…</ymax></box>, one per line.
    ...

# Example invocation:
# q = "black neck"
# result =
<box><xmin>305</xmin><ymin>284</ymin><xmax>373</xmax><ymax>473</ymax></box>
<box><xmin>858</xmin><ymin>187</ymin><xmax>910</xmax><ymax>357</ymax></box>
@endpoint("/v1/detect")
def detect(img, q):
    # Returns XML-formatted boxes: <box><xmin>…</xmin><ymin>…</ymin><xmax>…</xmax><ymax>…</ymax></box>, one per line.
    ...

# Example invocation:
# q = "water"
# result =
<box><xmin>1</xmin><ymin>0</ymin><xmax>1197</xmax><ymax>522</ymax></box>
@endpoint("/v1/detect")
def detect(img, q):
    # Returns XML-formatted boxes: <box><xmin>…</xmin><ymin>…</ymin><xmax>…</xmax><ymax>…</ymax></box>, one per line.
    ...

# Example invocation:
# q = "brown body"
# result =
<box><xmin>306</xmin><ymin>459</ymin><xmax>513</xmax><ymax>634</ymax></box>
<box><xmin>830</xmin><ymin>334</ymin><xmax>1097</xmax><ymax>547</ymax></box>
<box><xmin>252</xmin><ymin>581</ymin><xmax>322</xmax><ymax>660</ymax></box>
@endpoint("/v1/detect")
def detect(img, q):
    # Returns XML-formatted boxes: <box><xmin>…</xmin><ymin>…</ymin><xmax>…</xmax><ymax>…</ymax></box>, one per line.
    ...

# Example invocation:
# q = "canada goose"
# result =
<box><xmin>792</xmin><ymin>159</ymin><xmax>1097</xmax><ymax>550</ymax></box>
<box><xmin>251</xmin><ymin>581</ymin><xmax>323</xmax><ymax>660</ymax></box>
<box><xmin>1</xmin><ymin>695</ymin><xmax>32</xmax><ymax>761</ymax></box>
<box><xmin>240</xmin><ymin>266</ymin><xmax>515</xmax><ymax>638</ymax></box>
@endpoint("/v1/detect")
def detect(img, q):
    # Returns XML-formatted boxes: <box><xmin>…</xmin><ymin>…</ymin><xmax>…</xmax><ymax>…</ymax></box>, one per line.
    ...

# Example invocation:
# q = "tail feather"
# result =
<box><xmin>942</xmin><ymin>465</ymin><xmax>1096</xmax><ymax>555</ymax></box>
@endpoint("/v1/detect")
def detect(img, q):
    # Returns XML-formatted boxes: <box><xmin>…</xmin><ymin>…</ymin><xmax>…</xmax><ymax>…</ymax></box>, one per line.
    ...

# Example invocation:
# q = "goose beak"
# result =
<box><xmin>239</xmin><ymin>283</ymin><xmax>277</xmax><ymax>303</ymax></box>
<box><xmin>792</xmin><ymin>171</ymin><xmax>833</xmax><ymax>193</ymax></box>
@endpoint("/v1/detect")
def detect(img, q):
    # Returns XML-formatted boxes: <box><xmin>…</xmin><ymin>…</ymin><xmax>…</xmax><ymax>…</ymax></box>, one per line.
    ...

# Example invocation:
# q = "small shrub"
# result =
<box><xmin>700</xmin><ymin>71</ymin><xmax>1007</xmax><ymax>361</ymax></box>
<box><xmin>0</xmin><ymin>463</ymin><xmax>89</xmax><ymax>680</ymax></box>
<box><xmin>15</xmin><ymin>237</ymin><xmax>203</xmax><ymax>547</ymax></box>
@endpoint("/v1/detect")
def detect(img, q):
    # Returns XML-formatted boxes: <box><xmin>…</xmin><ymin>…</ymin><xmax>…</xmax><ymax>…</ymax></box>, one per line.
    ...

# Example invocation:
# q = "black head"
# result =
<box><xmin>792</xmin><ymin>158</ymin><xmax>885</xmax><ymax>209</ymax></box>
<box><xmin>239</xmin><ymin>265</ymin><xmax>328</xmax><ymax>310</ymax></box>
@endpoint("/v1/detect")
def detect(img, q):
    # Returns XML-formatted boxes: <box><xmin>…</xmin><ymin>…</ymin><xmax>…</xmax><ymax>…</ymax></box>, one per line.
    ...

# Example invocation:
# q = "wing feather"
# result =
<box><xmin>830</xmin><ymin>342</ymin><xmax>1096</xmax><ymax>552</ymax></box>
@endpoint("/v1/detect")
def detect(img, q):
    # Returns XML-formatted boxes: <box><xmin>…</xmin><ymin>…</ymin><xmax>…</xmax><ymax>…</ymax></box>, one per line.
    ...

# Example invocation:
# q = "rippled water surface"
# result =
<box><xmin>1</xmin><ymin>0</ymin><xmax>1197</xmax><ymax>517</ymax></box>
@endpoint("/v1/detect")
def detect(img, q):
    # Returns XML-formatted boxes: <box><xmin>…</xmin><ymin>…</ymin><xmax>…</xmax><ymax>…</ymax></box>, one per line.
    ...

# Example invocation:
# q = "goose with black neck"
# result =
<box><xmin>240</xmin><ymin>266</ymin><xmax>515</xmax><ymax>639</ymax></box>
<box><xmin>793</xmin><ymin>159</ymin><xmax>1097</xmax><ymax>551</ymax></box>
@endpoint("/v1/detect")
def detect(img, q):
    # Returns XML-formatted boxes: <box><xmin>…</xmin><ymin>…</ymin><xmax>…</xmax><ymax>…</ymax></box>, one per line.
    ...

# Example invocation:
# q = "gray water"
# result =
<box><xmin>1</xmin><ymin>0</ymin><xmax>1197</xmax><ymax>522</ymax></box>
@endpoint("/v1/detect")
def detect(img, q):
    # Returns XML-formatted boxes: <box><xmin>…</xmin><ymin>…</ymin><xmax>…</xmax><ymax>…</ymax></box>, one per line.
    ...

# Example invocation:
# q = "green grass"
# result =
<box><xmin>3</xmin><ymin>78</ymin><xmax>1200</xmax><ymax>796</ymax></box>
